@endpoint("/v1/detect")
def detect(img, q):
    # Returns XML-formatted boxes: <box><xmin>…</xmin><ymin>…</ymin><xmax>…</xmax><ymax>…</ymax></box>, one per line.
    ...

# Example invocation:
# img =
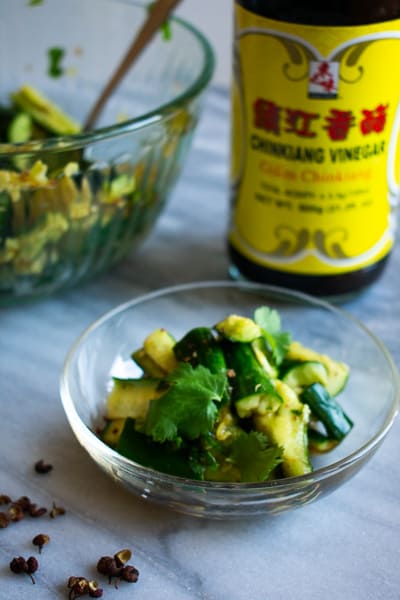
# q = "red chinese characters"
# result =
<box><xmin>253</xmin><ymin>99</ymin><xmax>281</xmax><ymax>135</ymax></box>
<box><xmin>253</xmin><ymin>98</ymin><xmax>389</xmax><ymax>140</ymax></box>
<box><xmin>324</xmin><ymin>109</ymin><xmax>355</xmax><ymax>141</ymax></box>
<box><xmin>360</xmin><ymin>104</ymin><xmax>388</xmax><ymax>135</ymax></box>
<box><xmin>285</xmin><ymin>109</ymin><xmax>319</xmax><ymax>138</ymax></box>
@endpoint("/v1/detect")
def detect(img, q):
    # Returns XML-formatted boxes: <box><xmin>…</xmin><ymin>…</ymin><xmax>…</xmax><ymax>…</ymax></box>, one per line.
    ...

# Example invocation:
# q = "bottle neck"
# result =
<box><xmin>235</xmin><ymin>0</ymin><xmax>400</xmax><ymax>25</ymax></box>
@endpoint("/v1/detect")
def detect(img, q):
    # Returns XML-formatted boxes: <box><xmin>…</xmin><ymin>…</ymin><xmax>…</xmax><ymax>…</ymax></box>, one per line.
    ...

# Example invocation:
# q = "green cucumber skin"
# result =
<box><xmin>221</xmin><ymin>340</ymin><xmax>275</xmax><ymax>402</ymax></box>
<box><xmin>116</xmin><ymin>418</ymin><xmax>201</xmax><ymax>479</ymax></box>
<box><xmin>174</xmin><ymin>327</ymin><xmax>227</xmax><ymax>375</ymax></box>
<box><xmin>130</xmin><ymin>348</ymin><xmax>166</xmax><ymax>378</ymax></box>
<box><xmin>301</xmin><ymin>383</ymin><xmax>353</xmax><ymax>440</ymax></box>
<box><xmin>0</xmin><ymin>192</ymin><xmax>12</xmax><ymax>244</ymax></box>
<box><xmin>281</xmin><ymin>360</ymin><xmax>328</xmax><ymax>390</ymax></box>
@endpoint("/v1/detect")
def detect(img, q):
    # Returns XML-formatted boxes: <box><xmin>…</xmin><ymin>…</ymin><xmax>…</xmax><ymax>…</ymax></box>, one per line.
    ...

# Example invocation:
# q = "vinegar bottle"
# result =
<box><xmin>229</xmin><ymin>0</ymin><xmax>400</xmax><ymax>296</ymax></box>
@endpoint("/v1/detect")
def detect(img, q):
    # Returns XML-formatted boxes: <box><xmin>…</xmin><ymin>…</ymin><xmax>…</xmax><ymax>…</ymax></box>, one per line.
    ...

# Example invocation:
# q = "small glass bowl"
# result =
<box><xmin>60</xmin><ymin>281</ymin><xmax>399</xmax><ymax>519</ymax></box>
<box><xmin>0</xmin><ymin>0</ymin><xmax>214</xmax><ymax>303</ymax></box>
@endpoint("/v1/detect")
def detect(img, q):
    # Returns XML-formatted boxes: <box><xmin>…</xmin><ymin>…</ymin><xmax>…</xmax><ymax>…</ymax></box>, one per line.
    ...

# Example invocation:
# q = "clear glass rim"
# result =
<box><xmin>60</xmin><ymin>280</ymin><xmax>400</xmax><ymax>493</ymax></box>
<box><xmin>0</xmin><ymin>0</ymin><xmax>215</xmax><ymax>155</ymax></box>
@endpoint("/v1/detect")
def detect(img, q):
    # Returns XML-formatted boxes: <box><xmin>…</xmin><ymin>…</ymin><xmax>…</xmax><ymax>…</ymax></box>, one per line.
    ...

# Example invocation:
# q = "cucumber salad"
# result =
<box><xmin>0</xmin><ymin>86</ymin><xmax>187</xmax><ymax>296</ymax></box>
<box><xmin>100</xmin><ymin>306</ymin><xmax>353</xmax><ymax>482</ymax></box>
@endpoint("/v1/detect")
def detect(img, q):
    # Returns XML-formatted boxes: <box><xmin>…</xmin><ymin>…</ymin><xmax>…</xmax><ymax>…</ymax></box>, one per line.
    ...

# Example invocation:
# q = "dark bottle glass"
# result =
<box><xmin>235</xmin><ymin>0</ymin><xmax>400</xmax><ymax>26</ymax></box>
<box><xmin>229</xmin><ymin>1</ymin><xmax>400</xmax><ymax>296</ymax></box>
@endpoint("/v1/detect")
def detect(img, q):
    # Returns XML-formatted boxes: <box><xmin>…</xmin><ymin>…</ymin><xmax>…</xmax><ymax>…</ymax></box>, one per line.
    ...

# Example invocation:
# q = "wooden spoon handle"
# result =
<box><xmin>84</xmin><ymin>0</ymin><xmax>182</xmax><ymax>131</ymax></box>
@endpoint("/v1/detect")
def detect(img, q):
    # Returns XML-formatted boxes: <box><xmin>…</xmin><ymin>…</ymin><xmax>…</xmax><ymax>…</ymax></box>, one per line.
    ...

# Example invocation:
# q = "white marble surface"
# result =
<box><xmin>1</xmin><ymin>87</ymin><xmax>400</xmax><ymax>600</ymax></box>
<box><xmin>176</xmin><ymin>0</ymin><xmax>232</xmax><ymax>88</ymax></box>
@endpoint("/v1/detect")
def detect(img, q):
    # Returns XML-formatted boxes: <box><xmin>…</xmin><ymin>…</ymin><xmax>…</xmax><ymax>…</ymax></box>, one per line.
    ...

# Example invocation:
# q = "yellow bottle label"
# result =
<box><xmin>230</xmin><ymin>6</ymin><xmax>400</xmax><ymax>275</ymax></box>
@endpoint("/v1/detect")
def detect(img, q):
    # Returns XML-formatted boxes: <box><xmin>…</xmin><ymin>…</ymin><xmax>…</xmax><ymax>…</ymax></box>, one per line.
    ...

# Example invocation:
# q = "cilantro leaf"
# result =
<box><xmin>144</xmin><ymin>363</ymin><xmax>227</xmax><ymax>443</ymax></box>
<box><xmin>160</xmin><ymin>20</ymin><xmax>172</xmax><ymax>41</ymax></box>
<box><xmin>28</xmin><ymin>0</ymin><xmax>44</xmax><ymax>5</ymax></box>
<box><xmin>47</xmin><ymin>47</ymin><xmax>65</xmax><ymax>79</ymax></box>
<box><xmin>229</xmin><ymin>431</ymin><xmax>283</xmax><ymax>482</ymax></box>
<box><xmin>254</xmin><ymin>306</ymin><xmax>291</xmax><ymax>366</ymax></box>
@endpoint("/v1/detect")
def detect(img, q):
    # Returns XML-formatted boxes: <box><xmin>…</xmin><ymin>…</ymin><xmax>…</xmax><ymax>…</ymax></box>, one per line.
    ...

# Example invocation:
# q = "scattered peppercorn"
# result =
<box><xmin>9</xmin><ymin>555</ymin><xmax>38</xmax><ymax>584</ymax></box>
<box><xmin>96</xmin><ymin>549</ymin><xmax>139</xmax><ymax>587</ymax></box>
<box><xmin>120</xmin><ymin>564</ymin><xmax>139</xmax><ymax>583</ymax></box>
<box><xmin>0</xmin><ymin>512</ymin><xmax>10</xmax><ymax>528</ymax></box>
<box><xmin>67</xmin><ymin>576</ymin><xmax>103</xmax><ymax>599</ymax></box>
<box><xmin>68</xmin><ymin>576</ymin><xmax>88</xmax><ymax>599</ymax></box>
<box><xmin>87</xmin><ymin>580</ymin><xmax>103</xmax><ymax>598</ymax></box>
<box><xmin>26</xmin><ymin>557</ymin><xmax>39</xmax><ymax>580</ymax></box>
<box><xmin>4</xmin><ymin>496</ymin><xmax>140</xmax><ymax>594</ymax></box>
<box><xmin>29</xmin><ymin>504</ymin><xmax>48</xmax><ymax>518</ymax></box>
<box><xmin>8</xmin><ymin>503</ymin><xmax>24</xmax><ymax>522</ymax></box>
<box><xmin>0</xmin><ymin>495</ymin><xmax>48</xmax><ymax>526</ymax></box>
<box><xmin>97</xmin><ymin>556</ymin><xmax>121</xmax><ymax>584</ymax></box>
<box><xmin>10</xmin><ymin>556</ymin><xmax>27</xmax><ymax>575</ymax></box>
<box><xmin>34</xmin><ymin>460</ymin><xmax>53</xmax><ymax>474</ymax></box>
<box><xmin>32</xmin><ymin>533</ymin><xmax>50</xmax><ymax>553</ymax></box>
<box><xmin>113</xmin><ymin>548</ymin><xmax>131</xmax><ymax>567</ymax></box>
<box><xmin>50</xmin><ymin>502</ymin><xmax>66</xmax><ymax>518</ymax></box>
<box><xmin>15</xmin><ymin>496</ymin><xmax>32</xmax><ymax>511</ymax></box>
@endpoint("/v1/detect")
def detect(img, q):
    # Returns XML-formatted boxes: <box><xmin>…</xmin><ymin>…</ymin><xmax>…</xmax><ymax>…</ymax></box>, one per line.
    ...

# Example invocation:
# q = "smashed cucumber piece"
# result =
<box><xmin>7</xmin><ymin>112</ymin><xmax>33</xmax><ymax>144</ymax></box>
<box><xmin>214</xmin><ymin>314</ymin><xmax>262</xmax><ymax>342</ymax></box>
<box><xmin>142</xmin><ymin>328</ymin><xmax>179</xmax><ymax>373</ymax></box>
<box><xmin>286</xmin><ymin>341</ymin><xmax>349</xmax><ymax>396</ymax></box>
<box><xmin>11</xmin><ymin>85</ymin><xmax>81</xmax><ymax>136</ymax></box>
<box><xmin>116</xmin><ymin>419</ymin><xmax>202</xmax><ymax>479</ymax></box>
<box><xmin>301</xmin><ymin>383</ymin><xmax>353</xmax><ymax>441</ymax></box>
<box><xmin>281</xmin><ymin>360</ymin><xmax>329</xmax><ymax>393</ymax></box>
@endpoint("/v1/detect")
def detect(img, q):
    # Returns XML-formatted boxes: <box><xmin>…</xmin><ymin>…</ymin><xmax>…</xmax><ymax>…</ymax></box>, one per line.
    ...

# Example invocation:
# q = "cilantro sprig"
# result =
<box><xmin>144</xmin><ymin>363</ymin><xmax>228</xmax><ymax>443</ymax></box>
<box><xmin>254</xmin><ymin>306</ymin><xmax>291</xmax><ymax>366</ymax></box>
